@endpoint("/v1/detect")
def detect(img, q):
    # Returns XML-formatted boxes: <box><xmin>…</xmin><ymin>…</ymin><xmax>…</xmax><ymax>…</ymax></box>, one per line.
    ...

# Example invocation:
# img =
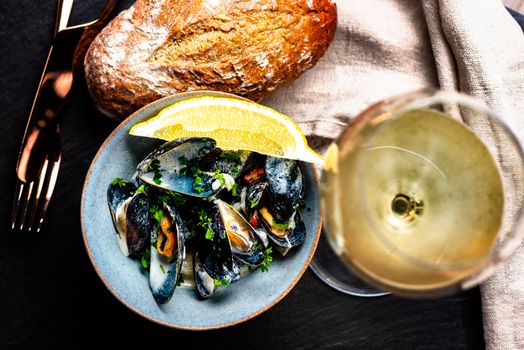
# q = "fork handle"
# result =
<box><xmin>16</xmin><ymin>28</ymin><xmax>82</xmax><ymax>183</ymax></box>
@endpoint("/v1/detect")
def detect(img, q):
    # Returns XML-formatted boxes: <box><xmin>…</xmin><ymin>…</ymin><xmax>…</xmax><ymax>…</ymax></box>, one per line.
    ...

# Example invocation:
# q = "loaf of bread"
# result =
<box><xmin>84</xmin><ymin>0</ymin><xmax>337</xmax><ymax>120</ymax></box>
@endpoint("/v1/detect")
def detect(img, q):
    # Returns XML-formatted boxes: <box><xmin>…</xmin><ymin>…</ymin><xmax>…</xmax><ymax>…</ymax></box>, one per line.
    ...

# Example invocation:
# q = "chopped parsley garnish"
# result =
<box><xmin>148</xmin><ymin>159</ymin><xmax>162</xmax><ymax>185</ymax></box>
<box><xmin>205</xmin><ymin>227</ymin><xmax>215</xmax><ymax>240</ymax></box>
<box><xmin>159</xmin><ymin>265</ymin><xmax>166</xmax><ymax>274</ymax></box>
<box><xmin>214</xmin><ymin>278</ymin><xmax>231</xmax><ymax>286</ymax></box>
<box><xmin>135</xmin><ymin>184</ymin><xmax>147</xmax><ymax>196</ymax></box>
<box><xmin>152</xmin><ymin>173</ymin><xmax>162</xmax><ymax>185</ymax></box>
<box><xmin>150</xmin><ymin>204</ymin><xmax>164</xmax><ymax>224</ymax></box>
<box><xmin>231</xmin><ymin>165</ymin><xmax>239</xmax><ymax>175</ymax></box>
<box><xmin>231</xmin><ymin>183</ymin><xmax>238</xmax><ymax>196</ymax></box>
<box><xmin>148</xmin><ymin>159</ymin><xmax>160</xmax><ymax>171</ymax></box>
<box><xmin>198</xmin><ymin>209</ymin><xmax>215</xmax><ymax>240</ymax></box>
<box><xmin>193</xmin><ymin>175</ymin><xmax>205</xmax><ymax>193</ymax></box>
<box><xmin>253</xmin><ymin>242</ymin><xmax>263</xmax><ymax>251</ymax></box>
<box><xmin>140</xmin><ymin>248</ymin><xmax>151</xmax><ymax>269</ymax></box>
<box><xmin>179</xmin><ymin>158</ymin><xmax>208</xmax><ymax>193</ymax></box>
<box><xmin>111</xmin><ymin>178</ymin><xmax>126</xmax><ymax>187</ymax></box>
<box><xmin>250</xmin><ymin>198</ymin><xmax>260</xmax><ymax>208</ymax></box>
<box><xmin>180</xmin><ymin>159</ymin><xmax>201</xmax><ymax>178</ymax></box>
<box><xmin>272</xmin><ymin>221</ymin><xmax>289</xmax><ymax>229</ymax></box>
<box><xmin>212</xmin><ymin>170</ymin><xmax>226</xmax><ymax>185</ymax></box>
<box><xmin>258</xmin><ymin>247</ymin><xmax>273</xmax><ymax>273</ymax></box>
<box><xmin>159</xmin><ymin>190</ymin><xmax>186</xmax><ymax>205</ymax></box>
<box><xmin>198</xmin><ymin>209</ymin><xmax>209</xmax><ymax>226</ymax></box>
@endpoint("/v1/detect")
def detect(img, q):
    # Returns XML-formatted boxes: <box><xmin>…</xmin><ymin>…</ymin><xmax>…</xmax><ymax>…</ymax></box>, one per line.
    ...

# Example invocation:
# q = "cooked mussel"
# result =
<box><xmin>137</xmin><ymin>137</ymin><xmax>216</xmax><ymax>197</ymax></box>
<box><xmin>228</xmin><ymin>166</ymin><xmax>267</xmax><ymax>217</ymax></box>
<box><xmin>194</xmin><ymin>249</ymin><xmax>215</xmax><ymax>299</ymax></box>
<box><xmin>137</xmin><ymin>137</ymin><xmax>252</xmax><ymax>198</ymax></box>
<box><xmin>149</xmin><ymin>204</ymin><xmax>187</xmax><ymax>304</ymax></box>
<box><xmin>108</xmin><ymin>139</ymin><xmax>310</xmax><ymax>305</ymax></box>
<box><xmin>107</xmin><ymin>180</ymin><xmax>150</xmax><ymax>256</ymax></box>
<box><xmin>193</xmin><ymin>198</ymin><xmax>266</xmax><ymax>298</ymax></box>
<box><xmin>258</xmin><ymin>206</ymin><xmax>306</xmax><ymax>255</ymax></box>
<box><xmin>240</xmin><ymin>180</ymin><xmax>270</xmax><ymax>248</ymax></box>
<box><xmin>194</xmin><ymin>242</ymin><xmax>241</xmax><ymax>298</ymax></box>
<box><xmin>214</xmin><ymin>199</ymin><xmax>265</xmax><ymax>267</ymax></box>
<box><xmin>264</xmin><ymin>156</ymin><xmax>304</xmax><ymax>221</ymax></box>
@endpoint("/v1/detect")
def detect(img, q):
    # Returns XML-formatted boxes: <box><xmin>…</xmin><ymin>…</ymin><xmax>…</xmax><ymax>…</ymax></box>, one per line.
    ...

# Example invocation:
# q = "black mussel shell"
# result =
<box><xmin>194</xmin><ymin>248</ymin><xmax>215</xmax><ymax>299</ymax></box>
<box><xmin>125</xmin><ymin>193</ymin><xmax>150</xmax><ymax>256</ymax></box>
<box><xmin>149</xmin><ymin>205</ymin><xmax>187</xmax><ymax>304</ymax></box>
<box><xmin>265</xmin><ymin>157</ymin><xmax>304</xmax><ymax>221</ymax></box>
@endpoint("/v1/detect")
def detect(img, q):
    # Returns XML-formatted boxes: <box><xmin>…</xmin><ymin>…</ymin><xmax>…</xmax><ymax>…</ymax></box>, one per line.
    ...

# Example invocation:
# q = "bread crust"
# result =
<box><xmin>84</xmin><ymin>0</ymin><xmax>337</xmax><ymax>120</ymax></box>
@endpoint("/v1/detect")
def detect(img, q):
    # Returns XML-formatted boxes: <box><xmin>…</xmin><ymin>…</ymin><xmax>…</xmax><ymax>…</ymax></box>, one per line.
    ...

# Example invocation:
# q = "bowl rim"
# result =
<box><xmin>80</xmin><ymin>90</ymin><xmax>322</xmax><ymax>330</ymax></box>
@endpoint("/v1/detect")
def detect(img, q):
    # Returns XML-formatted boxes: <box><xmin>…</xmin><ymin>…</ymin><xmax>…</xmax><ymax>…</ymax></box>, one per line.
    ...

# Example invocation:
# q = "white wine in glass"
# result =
<box><xmin>316</xmin><ymin>90</ymin><xmax>524</xmax><ymax>297</ymax></box>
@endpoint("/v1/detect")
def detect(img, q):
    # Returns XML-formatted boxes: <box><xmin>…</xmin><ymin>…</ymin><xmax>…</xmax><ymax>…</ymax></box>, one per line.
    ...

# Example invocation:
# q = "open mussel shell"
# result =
<box><xmin>194</xmin><ymin>249</ymin><xmax>215</xmax><ymax>299</ymax></box>
<box><xmin>107</xmin><ymin>180</ymin><xmax>136</xmax><ymax>256</ymax></box>
<box><xmin>136</xmin><ymin>138</ymin><xmax>190</xmax><ymax>171</ymax></box>
<box><xmin>245</xmin><ymin>181</ymin><xmax>267</xmax><ymax>217</ymax></box>
<box><xmin>245</xmin><ymin>182</ymin><xmax>270</xmax><ymax>247</ymax></box>
<box><xmin>260</xmin><ymin>207</ymin><xmax>306</xmax><ymax>254</ymax></box>
<box><xmin>138</xmin><ymin>137</ymin><xmax>217</xmax><ymax>197</ymax></box>
<box><xmin>194</xmin><ymin>242</ymin><xmax>241</xmax><ymax>299</ymax></box>
<box><xmin>228</xmin><ymin>182</ymin><xmax>247</xmax><ymax>215</ymax></box>
<box><xmin>149</xmin><ymin>204</ymin><xmax>187</xmax><ymax>304</ymax></box>
<box><xmin>215</xmin><ymin>199</ymin><xmax>265</xmax><ymax>267</ymax></box>
<box><xmin>193</xmin><ymin>199</ymin><xmax>266</xmax><ymax>299</ymax></box>
<box><xmin>251</xmin><ymin>182</ymin><xmax>306</xmax><ymax>255</ymax></box>
<box><xmin>208</xmin><ymin>201</ymin><xmax>234</xmax><ymax>270</ymax></box>
<box><xmin>265</xmin><ymin>156</ymin><xmax>304</xmax><ymax>221</ymax></box>
<box><xmin>107</xmin><ymin>180</ymin><xmax>150</xmax><ymax>257</ymax></box>
<box><xmin>228</xmin><ymin>172</ymin><xmax>266</xmax><ymax>213</ymax></box>
<box><xmin>137</xmin><ymin>138</ymin><xmax>254</xmax><ymax>199</ymax></box>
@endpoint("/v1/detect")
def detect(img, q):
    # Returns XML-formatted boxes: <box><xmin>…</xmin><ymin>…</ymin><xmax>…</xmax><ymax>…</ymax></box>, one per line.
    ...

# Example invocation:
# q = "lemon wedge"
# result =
<box><xmin>129</xmin><ymin>96</ymin><xmax>324</xmax><ymax>164</ymax></box>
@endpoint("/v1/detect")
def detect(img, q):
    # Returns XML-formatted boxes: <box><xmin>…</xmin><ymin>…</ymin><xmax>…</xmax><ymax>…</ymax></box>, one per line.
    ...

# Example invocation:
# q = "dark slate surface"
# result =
<box><xmin>0</xmin><ymin>1</ymin><xmax>485</xmax><ymax>349</ymax></box>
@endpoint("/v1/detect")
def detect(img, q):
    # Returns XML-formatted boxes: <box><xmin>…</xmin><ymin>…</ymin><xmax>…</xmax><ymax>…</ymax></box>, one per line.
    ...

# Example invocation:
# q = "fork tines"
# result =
<box><xmin>11</xmin><ymin>156</ymin><xmax>61</xmax><ymax>232</ymax></box>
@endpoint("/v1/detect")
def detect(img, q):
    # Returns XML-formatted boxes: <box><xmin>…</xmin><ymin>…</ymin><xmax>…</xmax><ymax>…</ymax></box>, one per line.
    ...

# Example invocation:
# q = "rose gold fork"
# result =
<box><xmin>11</xmin><ymin>0</ymin><xmax>118</xmax><ymax>232</ymax></box>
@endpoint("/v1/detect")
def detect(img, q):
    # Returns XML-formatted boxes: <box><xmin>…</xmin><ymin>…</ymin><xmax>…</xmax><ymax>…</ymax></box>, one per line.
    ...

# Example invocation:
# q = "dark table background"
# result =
<box><xmin>0</xmin><ymin>1</ymin><xmax>486</xmax><ymax>349</ymax></box>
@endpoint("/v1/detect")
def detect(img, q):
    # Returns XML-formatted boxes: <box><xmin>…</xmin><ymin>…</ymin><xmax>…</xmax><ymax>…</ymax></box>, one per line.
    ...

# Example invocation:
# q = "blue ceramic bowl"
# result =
<box><xmin>81</xmin><ymin>91</ymin><xmax>322</xmax><ymax>330</ymax></box>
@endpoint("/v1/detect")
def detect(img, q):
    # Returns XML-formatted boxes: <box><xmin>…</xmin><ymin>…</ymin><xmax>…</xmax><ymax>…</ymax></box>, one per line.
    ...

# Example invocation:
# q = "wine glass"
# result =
<box><xmin>310</xmin><ymin>90</ymin><xmax>524</xmax><ymax>297</ymax></box>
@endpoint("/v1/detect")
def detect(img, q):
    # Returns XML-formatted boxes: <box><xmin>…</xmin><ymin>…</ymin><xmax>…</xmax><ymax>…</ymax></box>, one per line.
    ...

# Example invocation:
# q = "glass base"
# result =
<box><xmin>309</xmin><ymin>230</ymin><xmax>390</xmax><ymax>297</ymax></box>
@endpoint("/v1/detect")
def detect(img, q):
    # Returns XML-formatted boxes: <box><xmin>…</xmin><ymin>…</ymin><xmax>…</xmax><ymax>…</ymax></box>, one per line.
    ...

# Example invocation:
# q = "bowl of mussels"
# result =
<box><xmin>81</xmin><ymin>91</ymin><xmax>321</xmax><ymax>329</ymax></box>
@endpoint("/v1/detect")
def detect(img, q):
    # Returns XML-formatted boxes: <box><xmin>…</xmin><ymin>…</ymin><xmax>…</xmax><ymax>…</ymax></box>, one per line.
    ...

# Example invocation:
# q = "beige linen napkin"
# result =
<box><xmin>263</xmin><ymin>1</ymin><xmax>524</xmax><ymax>348</ymax></box>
